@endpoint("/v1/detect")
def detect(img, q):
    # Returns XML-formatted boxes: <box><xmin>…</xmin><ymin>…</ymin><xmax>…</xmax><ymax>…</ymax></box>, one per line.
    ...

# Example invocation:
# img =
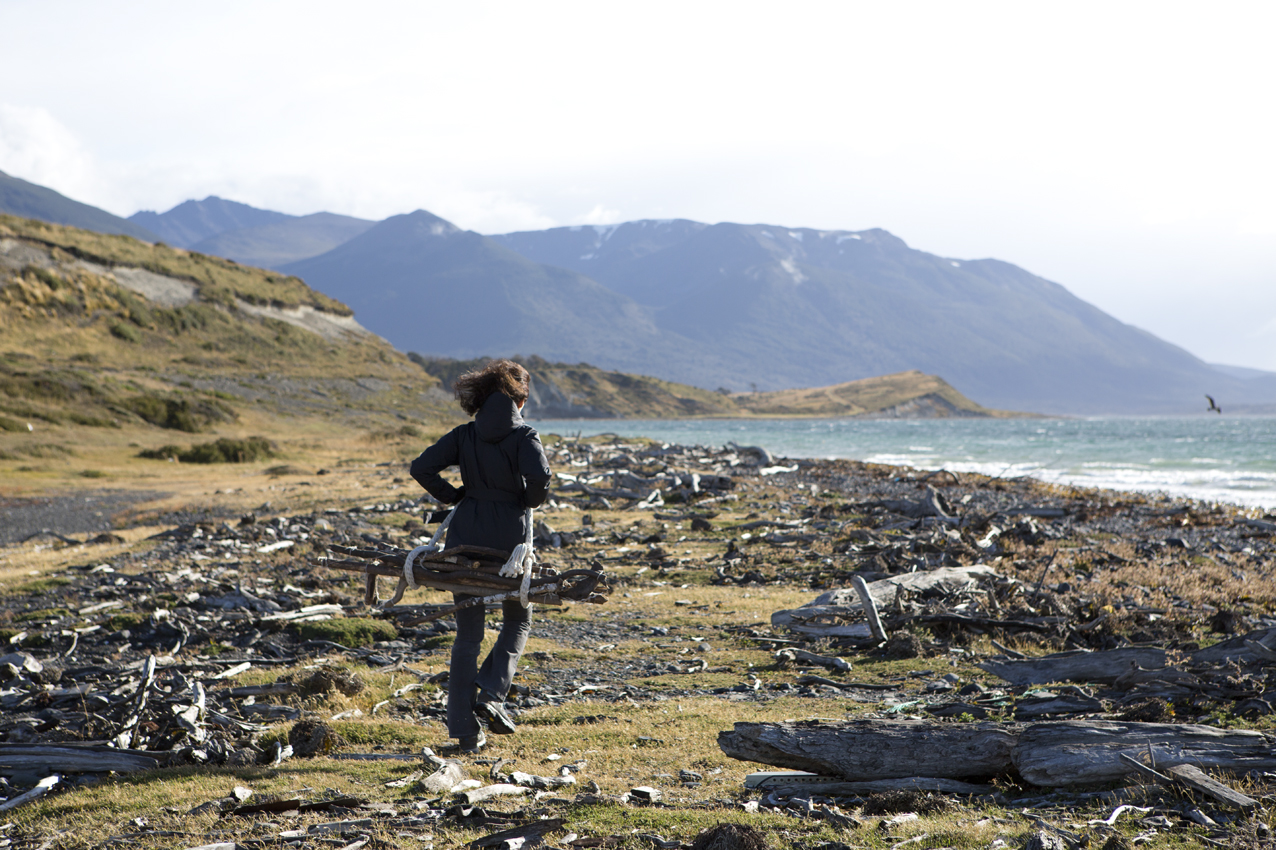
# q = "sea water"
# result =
<box><xmin>526</xmin><ymin>415</ymin><xmax>1276</xmax><ymax>510</ymax></box>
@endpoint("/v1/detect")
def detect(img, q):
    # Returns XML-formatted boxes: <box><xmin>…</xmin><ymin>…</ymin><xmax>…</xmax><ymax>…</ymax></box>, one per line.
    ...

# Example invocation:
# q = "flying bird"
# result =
<box><xmin>1205</xmin><ymin>394</ymin><xmax>1222</xmax><ymax>414</ymax></box>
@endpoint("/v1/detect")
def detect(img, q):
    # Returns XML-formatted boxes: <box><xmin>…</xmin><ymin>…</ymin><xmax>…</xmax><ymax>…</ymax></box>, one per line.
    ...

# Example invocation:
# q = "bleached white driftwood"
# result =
<box><xmin>458</xmin><ymin>783</ymin><xmax>530</xmax><ymax>805</ymax></box>
<box><xmin>772</xmin><ymin>566</ymin><xmax>1000</xmax><ymax>638</ymax></box>
<box><xmin>0</xmin><ymin>775</ymin><xmax>58</xmax><ymax>813</ymax></box>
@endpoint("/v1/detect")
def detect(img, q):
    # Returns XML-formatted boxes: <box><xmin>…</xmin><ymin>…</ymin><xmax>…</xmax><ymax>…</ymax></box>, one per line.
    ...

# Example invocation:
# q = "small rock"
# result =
<box><xmin>630</xmin><ymin>785</ymin><xmax>661</xmax><ymax>803</ymax></box>
<box><xmin>1024</xmin><ymin>831</ymin><xmax>1068</xmax><ymax>850</ymax></box>
<box><xmin>0</xmin><ymin>652</ymin><xmax>42</xmax><ymax>675</ymax></box>
<box><xmin>288</xmin><ymin>720</ymin><xmax>344</xmax><ymax>757</ymax></box>
<box><xmin>689</xmin><ymin>823</ymin><xmax>767</xmax><ymax>850</ymax></box>
<box><xmin>882</xmin><ymin>632</ymin><xmax>923</xmax><ymax>659</ymax></box>
<box><xmin>302</xmin><ymin>666</ymin><xmax>365</xmax><ymax>697</ymax></box>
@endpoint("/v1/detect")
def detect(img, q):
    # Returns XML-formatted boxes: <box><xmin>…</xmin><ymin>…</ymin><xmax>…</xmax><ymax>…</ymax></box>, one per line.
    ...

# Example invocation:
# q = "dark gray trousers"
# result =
<box><xmin>447</xmin><ymin>595</ymin><xmax>531</xmax><ymax>738</ymax></box>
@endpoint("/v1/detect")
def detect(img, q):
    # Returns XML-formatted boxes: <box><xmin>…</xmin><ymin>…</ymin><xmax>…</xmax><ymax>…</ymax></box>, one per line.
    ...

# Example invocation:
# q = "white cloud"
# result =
<box><xmin>575</xmin><ymin>204</ymin><xmax>622</xmax><ymax>226</ymax></box>
<box><xmin>0</xmin><ymin>104</ymin><xmax>106</xmax><ymax>206</ymax></box>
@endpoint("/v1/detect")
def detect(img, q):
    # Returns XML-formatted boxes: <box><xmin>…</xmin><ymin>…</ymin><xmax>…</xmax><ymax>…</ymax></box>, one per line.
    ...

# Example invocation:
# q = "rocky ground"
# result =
<box><xmin>1</xmin><ymin>437</ymin><xmax>1276</xmax><ymax>849</ymax></box>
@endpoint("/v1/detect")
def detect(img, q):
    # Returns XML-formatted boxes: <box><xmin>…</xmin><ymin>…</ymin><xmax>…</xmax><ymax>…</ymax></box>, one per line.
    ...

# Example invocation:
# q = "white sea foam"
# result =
<box><xmin>527</xmin><ymin>416</ymin><xmax>1276</xmax><ymax>509</ymax></box>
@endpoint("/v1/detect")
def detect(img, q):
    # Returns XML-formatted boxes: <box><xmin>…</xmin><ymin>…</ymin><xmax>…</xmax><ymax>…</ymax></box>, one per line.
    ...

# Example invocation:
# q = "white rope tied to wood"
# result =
<box><xmin>380</xmin><ymin>504</ymin><xmax>536</xmax><ymax>609</ymax></box>
<box><xmin>498</xmin><ymin>508</ymin><xmax>535</xmax><ymax>607</ymax></box>
<box><xmin>380</xmin><ymin>505</ymin><xmax>455</xmax><ymax>609</ymax></box>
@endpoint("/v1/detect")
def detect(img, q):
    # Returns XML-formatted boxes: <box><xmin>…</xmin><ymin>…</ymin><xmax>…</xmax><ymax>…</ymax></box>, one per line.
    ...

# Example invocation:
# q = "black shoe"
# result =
<box><xmin>475</xmin><ymin>701</ymin><xmax>516</xmax><ymax>735</ymax></box>
<box><xmin>458</xmin><ymin>731</ymin><xmax>486</xmax><ymax>754</ymax></box>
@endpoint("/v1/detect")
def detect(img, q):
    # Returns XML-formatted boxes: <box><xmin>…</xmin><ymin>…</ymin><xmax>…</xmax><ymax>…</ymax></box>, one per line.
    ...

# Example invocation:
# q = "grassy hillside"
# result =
<box><xmin>413</xmin><ymin>355</ymin><xmax>1017</xmax><ymax>419</ymax></box>
<box><xmin>1</xmin><ymin>215</ymin><xmax>350</xmax><ymax>314</ymax></box>
<box><xmin>0</xmin><ymin>215</ymin><xmax>461</xmax><ymax>503</ymax></box>
<box><xmin>735</xmin><ymin>370</ymin><xmax>1023</xmax><ymax>418</ymax></box>
<box><xmin>412</xmin><ymin>354</ymin><xmax>739</xmax><ymax>418</ymax></box>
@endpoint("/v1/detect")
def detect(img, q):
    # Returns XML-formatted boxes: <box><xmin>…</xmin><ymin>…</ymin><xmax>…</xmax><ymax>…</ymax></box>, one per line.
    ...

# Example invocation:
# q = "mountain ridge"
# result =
<box><xmin>1</xmin><ymin>171</ymin><xmax>1268</xmax><ymax>415</ymax></box>
<box><xmin>0</xmin><ymin>170</ymin><xmax>158</xmax><ymax>242</ymax></box>
<box><xmin>129</xmin><ymin>196</ymin><xmax>293</xmax><ymax>248</ymax></box>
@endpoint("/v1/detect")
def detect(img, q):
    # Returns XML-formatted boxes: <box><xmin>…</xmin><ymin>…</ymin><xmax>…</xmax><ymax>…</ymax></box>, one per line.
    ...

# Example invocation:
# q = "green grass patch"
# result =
<box><xmin>138</xmin><ymin>436</ymin><xmax>275</xmax><ymax>463</ymax></box>
<box><xmin>14</xmin><ymin>607</ymin><xmax>72</xmax><ymax>623</ymax></box>
<box><xmin>15</xmin><ymin>443</ymin><xmax>75</xmax><ymax>458</ymax></box>
<box><xmin>105</xmin><ymin>612</ymin><xmax>149</xmax><ymax>632</ymax></box>
<box><xmin>8</xmin><ymin>576</ymin><xmax>74</xmax><ymax>595</ymax></box>
<box><xmin>291</xmin><ymin>617</ymin><xmax>398</xmax><ymax>647</ymax></box>
<box><xmin>331</xmin><ymin>720</ymin><xmax>434</xmax><ymax>748</ymax></box>
<box><xmin>124</xmin><ymin>393</ymin><xmax>234</xmax><ymax>432</ymax></box>
<box><xmin>629</xmin><ymin>672</ymin><xmax>745</xmax><ymax>691</ymax></box>
<box><xmin>109</xmin><ymin>322</ymin><xmax>141</xmax><ymax>343</ymax></box>
<box><xmin>78</xmin><ymin>469</ymin><xmax>108</xmax><ymax>478</ymax></box>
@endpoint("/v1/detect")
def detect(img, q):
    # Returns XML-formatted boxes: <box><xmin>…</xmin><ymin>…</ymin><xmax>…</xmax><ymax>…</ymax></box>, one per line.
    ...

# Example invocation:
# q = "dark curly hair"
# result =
<box><xmin>453</xmin><ymin>359</ymin><xmax>530</xmax><ymax>416</ymax></box>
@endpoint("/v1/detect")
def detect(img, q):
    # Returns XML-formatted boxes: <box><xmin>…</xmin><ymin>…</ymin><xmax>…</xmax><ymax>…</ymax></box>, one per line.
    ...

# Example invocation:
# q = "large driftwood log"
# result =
<box><xmin>720</xmin><ymin>719</ymin><xmax>1276</xmax><ymax>789</ymax></box>
<box><xmin>772</xmin><ymin>566</ymin><xmax>1000</xmax><ymax>638</ymax></box>
<box><xmin>718</xmin><ymin>719</ymin><xmax>1020</xmax><ymax>780</ymax></box>
<box><xmin>0</xmin><ymin>743</ymin><xmax>162</xmax><ymax>774</ymax></box>
<box><xmin>1013</xmin><ymin>721</ymin><xmax>1276</xmax><ymax>786</ymax></box>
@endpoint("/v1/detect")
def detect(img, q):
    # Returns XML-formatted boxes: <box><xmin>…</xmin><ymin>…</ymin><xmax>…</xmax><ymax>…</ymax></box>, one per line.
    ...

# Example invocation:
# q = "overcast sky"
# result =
<box><xmin>2</xmin><ymin>0</ymin><xmax>1274</xmax><ymax>370</ymax></box>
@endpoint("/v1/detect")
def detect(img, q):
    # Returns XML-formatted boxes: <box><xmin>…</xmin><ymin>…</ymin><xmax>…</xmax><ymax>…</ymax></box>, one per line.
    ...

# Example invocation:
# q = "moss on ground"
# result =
<box><xmin>291</xmin><ymin>617</ymin><xmax>398</xmax><ymax>647</ymax></box>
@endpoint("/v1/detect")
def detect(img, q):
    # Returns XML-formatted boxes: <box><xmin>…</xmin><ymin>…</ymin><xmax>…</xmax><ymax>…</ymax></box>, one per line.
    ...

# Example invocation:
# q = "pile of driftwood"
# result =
<box><xmin>315</xmin><ymin>542</ymin><xmax>609</xmax><ymax>623</ymax></box>
<box><xmin>544</xmin><ymin>437</ymin><xmax>770</xmax><ymax>508</ymax></box>
<box><xmin>0</xmin><ymin>649</ymin><xmax>366</xmax><ymax>813</ymax></box>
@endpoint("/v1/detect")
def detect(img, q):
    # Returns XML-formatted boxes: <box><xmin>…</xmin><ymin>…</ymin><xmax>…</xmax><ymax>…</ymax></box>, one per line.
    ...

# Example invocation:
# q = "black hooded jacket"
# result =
<box><xmin>409</xmin><ymin>392</ymin><xmax>551</xmax><ymax>553</ymax></box>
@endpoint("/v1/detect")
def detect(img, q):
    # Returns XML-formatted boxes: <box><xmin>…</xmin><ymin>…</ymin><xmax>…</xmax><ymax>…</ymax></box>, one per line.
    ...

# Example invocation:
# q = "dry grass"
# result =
<box><xmin>1</xmin><ymin>214</ymin><xmax>350</xmax><ymax>314</ymax></box>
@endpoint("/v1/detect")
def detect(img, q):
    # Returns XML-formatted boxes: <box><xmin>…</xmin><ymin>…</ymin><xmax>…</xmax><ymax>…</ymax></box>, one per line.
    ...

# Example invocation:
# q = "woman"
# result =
<box><xmin>410</xmin><ymin>359</ymin><xmax>551</xmax><ymax>753</ymax></box>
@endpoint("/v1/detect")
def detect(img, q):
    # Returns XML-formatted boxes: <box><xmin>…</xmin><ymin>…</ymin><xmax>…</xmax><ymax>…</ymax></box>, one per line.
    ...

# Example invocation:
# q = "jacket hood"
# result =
<box><xmin>474</xmin><ymin>392</ymin><xmax>524</xmax><ymax>443</ymax></box>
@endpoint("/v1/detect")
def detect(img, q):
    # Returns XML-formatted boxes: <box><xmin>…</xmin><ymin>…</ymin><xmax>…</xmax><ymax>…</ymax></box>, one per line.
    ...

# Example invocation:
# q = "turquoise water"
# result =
<box><xmin>527</xmin><ymin>416</ymin><xmax>1276</xmax><ymax>509</ymax></box>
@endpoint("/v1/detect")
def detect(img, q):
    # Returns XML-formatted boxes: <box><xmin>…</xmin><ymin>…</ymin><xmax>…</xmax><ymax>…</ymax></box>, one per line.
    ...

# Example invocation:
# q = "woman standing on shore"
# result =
<box><xmin>409</xmin><ymin>359</ymin><xmax>551</xmax><ymax>753</ymax></box>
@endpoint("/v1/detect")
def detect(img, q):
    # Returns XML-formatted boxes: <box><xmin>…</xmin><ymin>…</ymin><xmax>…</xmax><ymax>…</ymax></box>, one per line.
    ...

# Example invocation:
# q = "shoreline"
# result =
<box><xmin>529</xmin><ymin>417</ymin><xmax>1276</xmax><ymax>512</ymax></box>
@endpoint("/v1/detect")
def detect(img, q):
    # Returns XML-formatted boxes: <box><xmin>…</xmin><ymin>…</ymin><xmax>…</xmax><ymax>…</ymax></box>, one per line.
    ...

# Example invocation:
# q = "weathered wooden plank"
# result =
<box><xmin>1013</xmin><ymin>721</ymin><xmax>1276</xmax><ymax>786</ymax></box>
<box><xmin>852</xmin><ymin>575</ymin><xmax>888</xmax><ymax>642</ymax></box>
<box><xmin>1166</xmin><ymin>763</ymin><xmax>1259</xmax><ymax>810</ymax></box>
<box><xmin>718</xmin><ymin>719</ymin><xmax>1020</xmax><ymax>780</ymax></box>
